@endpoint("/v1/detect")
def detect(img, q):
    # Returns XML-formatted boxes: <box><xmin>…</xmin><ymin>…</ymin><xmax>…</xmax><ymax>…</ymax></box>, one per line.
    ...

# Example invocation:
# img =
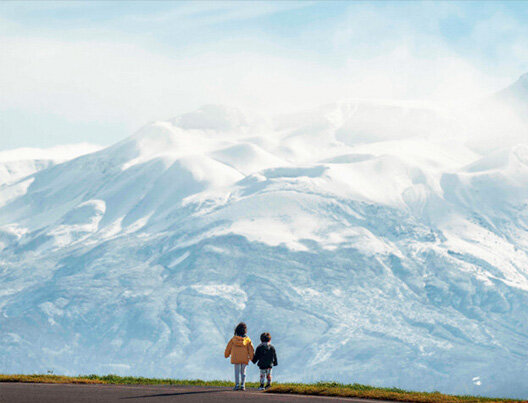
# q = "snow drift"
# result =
<box><xmin>1</xmin><ymin>86</ymin><xmax>528</xmax><ymax>398</ymax></box>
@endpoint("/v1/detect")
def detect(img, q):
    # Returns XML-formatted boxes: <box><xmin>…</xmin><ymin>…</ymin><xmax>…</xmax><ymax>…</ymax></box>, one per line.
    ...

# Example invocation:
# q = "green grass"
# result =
<box><xmin>0</xmin><ymin>374</ymin><xmax>103</xmax><ymax>385</ymax></box>
<box><xmin>0</xmin><ymin>375</ymin><xmax>522</xmax><ymax>403</ymax></box>
<box><xmin>267</xmin><ymin>382</ymin><xmax>523</xmax><ymax>403</ymax></box>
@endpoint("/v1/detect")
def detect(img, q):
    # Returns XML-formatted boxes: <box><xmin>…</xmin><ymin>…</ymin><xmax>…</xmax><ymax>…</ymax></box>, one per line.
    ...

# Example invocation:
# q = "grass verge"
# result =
<box><xmin>267</xmin><ymin>382</ymin><xmax>522</xmax><ymax>403</ymax></box>
<box><xmin>0</xmin><ymin>374</ymin><xmax>103</xmax><ymax>385</ymax></box>
<box><xmin>0</xmin><ymin>375</ymin><xmax>522</xmax><ymax>402</ymax></box>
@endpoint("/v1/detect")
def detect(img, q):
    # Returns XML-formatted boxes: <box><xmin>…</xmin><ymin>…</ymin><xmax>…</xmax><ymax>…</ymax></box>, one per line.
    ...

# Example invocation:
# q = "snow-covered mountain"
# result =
<box><xmin>496</xmin><ymin>72</ymin><xmax>528</xmax><ymax>109</ymax></box>
<box><xmin>0</xmin><ymin>143</ymin><xmax>101</xmax><ymax>185</ymax></box>
<box><xmin>1</xmin><ymin>83</ymin><xmax>528</xmax><ymax>398</ymax></box>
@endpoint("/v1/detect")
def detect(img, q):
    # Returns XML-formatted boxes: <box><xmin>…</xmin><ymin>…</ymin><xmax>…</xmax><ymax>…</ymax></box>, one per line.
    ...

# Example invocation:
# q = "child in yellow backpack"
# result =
<box><xmin>224</xmin><ymin>322</ymin><xmax>254</xmax><ymax>391</ymax></box>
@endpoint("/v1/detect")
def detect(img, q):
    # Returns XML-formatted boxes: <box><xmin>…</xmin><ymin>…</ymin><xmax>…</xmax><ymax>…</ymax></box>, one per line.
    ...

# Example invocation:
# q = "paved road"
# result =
<box><xmin>0</xmin><ymin>383</ymin><xmax>392</xmax><ymax>403</ymax></box>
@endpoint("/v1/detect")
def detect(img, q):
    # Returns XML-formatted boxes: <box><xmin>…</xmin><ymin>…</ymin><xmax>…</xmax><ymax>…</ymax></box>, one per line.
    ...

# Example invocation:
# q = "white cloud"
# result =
<box><xmin>0</xmin><ymin>34</ymin><xmax>502</xmax><ymax>128</ymax></box>
<box><xmin>0</xmin><ymin>2</ymin><xmax>527</xmax><ymax>149</ymax></box>
<box><xmin>121</xmin><ymin>1</ymin><xmax>310</xmax><ymax>26</ymax></box>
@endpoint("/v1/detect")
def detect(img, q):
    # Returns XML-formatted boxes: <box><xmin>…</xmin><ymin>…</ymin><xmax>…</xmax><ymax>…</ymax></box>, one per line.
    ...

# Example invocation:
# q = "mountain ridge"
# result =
<box><xmin>1</xmin><ymin>77</ymin><xmax>528</xmax><ymax>398</ymax></box>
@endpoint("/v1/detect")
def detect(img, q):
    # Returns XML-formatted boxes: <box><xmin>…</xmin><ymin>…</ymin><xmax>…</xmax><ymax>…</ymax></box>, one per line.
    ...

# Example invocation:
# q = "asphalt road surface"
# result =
<box><xmin>0</xmin><ymin>383</ymin><xmax>396</xmax><ymax>403</ymax></box>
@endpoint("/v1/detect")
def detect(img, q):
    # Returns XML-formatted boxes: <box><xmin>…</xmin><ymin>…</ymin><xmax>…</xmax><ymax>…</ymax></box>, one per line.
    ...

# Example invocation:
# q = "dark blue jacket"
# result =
<box><xmin>252</xmin><ymin>343</ymin><xmax>278</xmax><ymax>369</ymax></box>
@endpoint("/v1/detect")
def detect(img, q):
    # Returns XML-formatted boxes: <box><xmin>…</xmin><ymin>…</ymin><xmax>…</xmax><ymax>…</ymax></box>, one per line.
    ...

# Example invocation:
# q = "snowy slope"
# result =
<box><xmin>0</xmin><ymin>143</ymin><xmax>102</xmax><ymax>186</ymax></box>
<box><xmin>1</xmin><ymin>97</ymin><xmax>528</xmax><ymax>399</ymax></box>
<box><xmin>496</xmin><ymin>72</ymin><xmax>528</xmax><ymax>109</ymax></box>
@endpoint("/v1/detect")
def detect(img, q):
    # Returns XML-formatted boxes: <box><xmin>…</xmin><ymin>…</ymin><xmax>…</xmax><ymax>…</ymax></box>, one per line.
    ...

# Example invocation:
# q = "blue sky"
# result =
<box><xmin>1</xmin><ymin>1</ymin><xmax>528</xmax><ymax>150</ymax></box>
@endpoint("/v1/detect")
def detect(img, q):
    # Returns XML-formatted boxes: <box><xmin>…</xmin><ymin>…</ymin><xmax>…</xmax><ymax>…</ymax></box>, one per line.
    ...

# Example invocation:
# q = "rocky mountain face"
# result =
<box><xmin>1</xmin><ymin>78</ymin><xmax>528</xmax><ymax>398</ymax></box>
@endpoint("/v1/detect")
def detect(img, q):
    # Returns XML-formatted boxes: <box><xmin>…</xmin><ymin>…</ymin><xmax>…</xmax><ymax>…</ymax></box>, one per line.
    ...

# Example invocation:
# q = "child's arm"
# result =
<box><xmin>272</xmin><ymin>346</ymin><xmax>278</xmax><ymax>366</ymax></box>
<box><xmin>224</xmin><ymin>339</ymin><xmax>233</xmax><ymax>358</ymax></box>
<box><xmin>252</xmin><ymin>345</ymin><xmax>260</xmax><ymax>364</ymax></box>
<box><xmin>248</xmin><ymin>340</ymin><xmax>255</xmax><ymax>361</ymax></box>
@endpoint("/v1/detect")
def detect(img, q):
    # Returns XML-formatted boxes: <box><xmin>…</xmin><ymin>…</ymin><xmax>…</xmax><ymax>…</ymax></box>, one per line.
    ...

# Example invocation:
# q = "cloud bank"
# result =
<box><xmin>0</xmin><ymin>1</ymin><xmax>527</xmax><ymax>149</ymax></box>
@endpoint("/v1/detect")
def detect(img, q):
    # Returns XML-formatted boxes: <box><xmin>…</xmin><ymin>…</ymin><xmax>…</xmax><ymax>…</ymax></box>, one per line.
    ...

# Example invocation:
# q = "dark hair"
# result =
<box><xmin>260</xmin><ymin>332</ymin><xmax>271</xmax><ymax>342</ymax></box>
<box><xmin>234</xmin><ymin>322</ymin><xmax>247</xmax><ymax>337</ymax></box>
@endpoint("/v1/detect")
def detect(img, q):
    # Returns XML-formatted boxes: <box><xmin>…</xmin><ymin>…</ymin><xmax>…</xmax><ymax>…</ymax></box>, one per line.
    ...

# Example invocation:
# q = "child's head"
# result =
<box><xmin>234</xmin><ymin>322</ymin><xmax>247</xmax><ymax>337</ymax></box>
<box><xmin>260</xmin><ymin>332</ymin><xmax>271</xmax><ymax>343</ymax></box>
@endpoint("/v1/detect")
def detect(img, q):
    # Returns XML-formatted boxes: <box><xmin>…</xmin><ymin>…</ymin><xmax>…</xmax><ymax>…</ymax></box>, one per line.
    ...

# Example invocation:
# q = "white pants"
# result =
<box><xmin>234</xmin><ymin>363</ymin><xmax>247</xmax><ymax>386</ymax></box>
<box><xmin>260</xmin><ymin>368</ymin><xmax>272</xmax><ymax>385</ymax></box>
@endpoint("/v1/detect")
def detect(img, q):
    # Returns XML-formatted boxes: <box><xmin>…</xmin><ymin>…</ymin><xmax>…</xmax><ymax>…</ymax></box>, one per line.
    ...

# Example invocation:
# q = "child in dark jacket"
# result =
<box><xmin>252</xmin><ymin>332</ymin><xmax>278</xmax><ymax>390</ymax></box>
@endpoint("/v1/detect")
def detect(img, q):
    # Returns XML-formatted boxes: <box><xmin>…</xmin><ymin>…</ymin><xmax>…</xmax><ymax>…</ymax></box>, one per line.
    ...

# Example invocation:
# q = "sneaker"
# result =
<box><xmin>233</xmin><ymin>385</ymin><xmax>239</xmax><ymax>391</ymax></box>
<box><xmin>240</xmin><ymin>385</ymin><xmax>246</xmax><ymax>391</ymax></box>
<box><xmin>258</xmin><ymin>386</ymin><xmax>265</xmax><ymax>391</ymax></box>
<box><xmin>265</xmin><ymin>383</ymin><xmax>271</xmax><ymax>389</ymax></box>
